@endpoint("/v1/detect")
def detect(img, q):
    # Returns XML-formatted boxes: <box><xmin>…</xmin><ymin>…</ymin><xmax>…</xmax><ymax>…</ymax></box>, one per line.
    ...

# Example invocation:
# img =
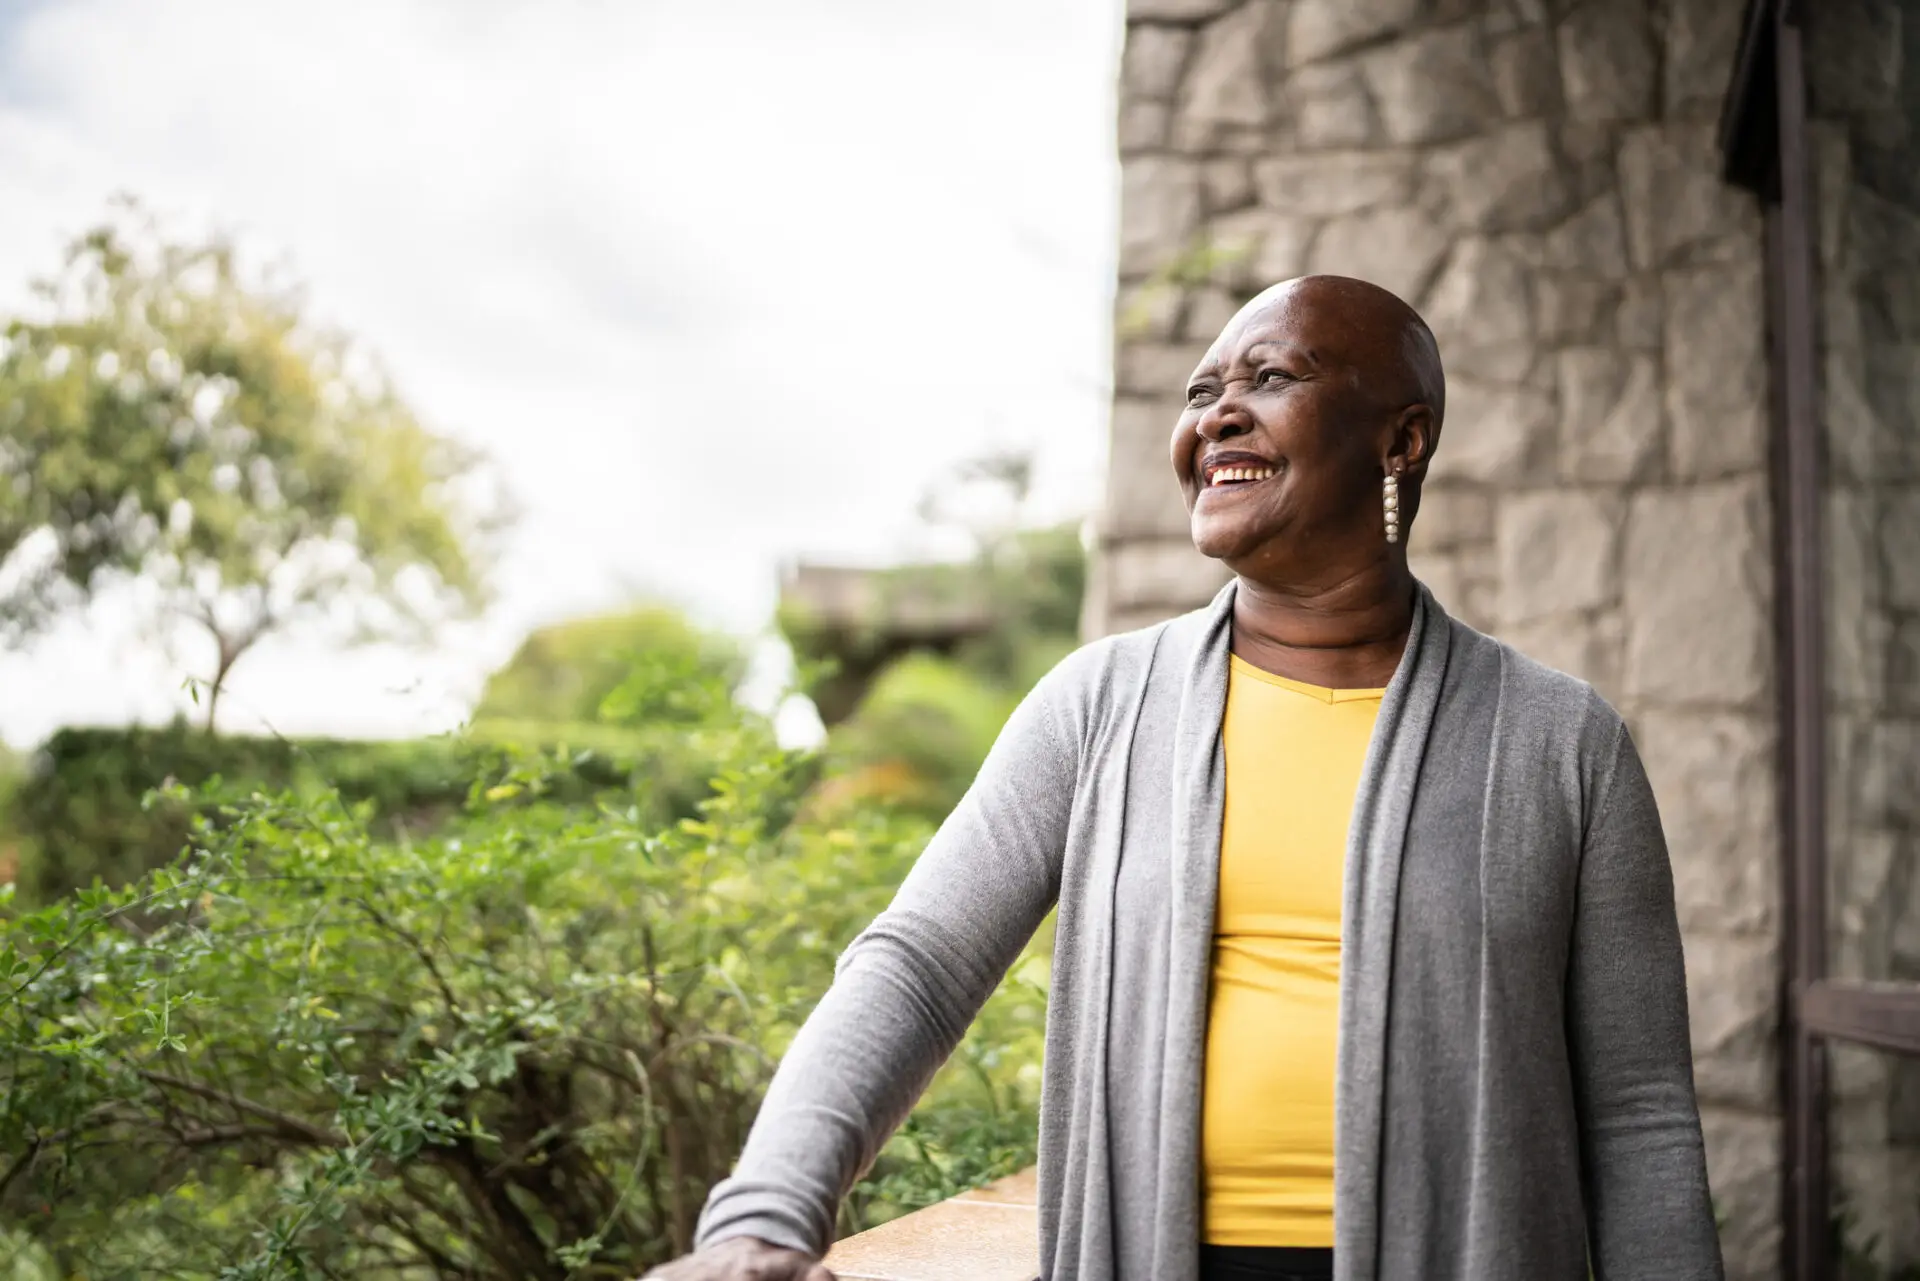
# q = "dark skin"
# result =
<box><xmin>640</xmin><ymin>275</ymin><xmax>1444</xmax><ymax>1281</ymax></box>
<box><xmin>1177</xmin><ymin>275</ymin><xmax>1443</xmax><ymax>687</ymax></box>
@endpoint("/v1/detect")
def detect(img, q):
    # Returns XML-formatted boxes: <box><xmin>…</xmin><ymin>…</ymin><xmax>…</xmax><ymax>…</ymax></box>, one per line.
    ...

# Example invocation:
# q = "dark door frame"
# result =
<box><xmin>1720</xmin><ymin>2</ymin><xmax>1920</xmax><ymax>1277</ymax></box>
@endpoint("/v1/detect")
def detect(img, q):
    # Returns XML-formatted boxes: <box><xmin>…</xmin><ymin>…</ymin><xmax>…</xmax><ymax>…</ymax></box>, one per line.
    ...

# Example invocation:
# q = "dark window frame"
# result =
<box><xmin>1720</xmin><ymin>2</ymin><xmax>1920</xmax><ymax>1277</ymax></box>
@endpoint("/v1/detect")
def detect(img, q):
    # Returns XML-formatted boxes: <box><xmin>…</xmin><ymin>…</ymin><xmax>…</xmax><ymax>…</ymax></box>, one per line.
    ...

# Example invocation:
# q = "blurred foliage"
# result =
<box><xmin>475</xmin><ymin>606</ymin><xmax>744</xmax><ymax>727</ymax></box>
<box><xmin>4</xmin><ymin>721</ymin><xmax>727</xmax><ymax>908</ymax></box>
<box><xmin>788</xmin><ymin>512</ymin><xmax>1085</xmax><ymax>822</ymax></box>
<box><xmin>0</xmin><ymin>196</ymin><xmax>508</xmax><ymax>727</ymax></box>
<box><xmin>810</xmin><ymin>655</ymin><xmax>1017</xmax><ymax>820</ymax></box>
<box><xmin>0</xmin><ymin>650</ymin><xmax>1044</xmax><ymax>1280</ymax></box>
<box><xmin>8</xmin><ymin>605</ymin><xmax>760</xmax><ymax>907</ymax></box>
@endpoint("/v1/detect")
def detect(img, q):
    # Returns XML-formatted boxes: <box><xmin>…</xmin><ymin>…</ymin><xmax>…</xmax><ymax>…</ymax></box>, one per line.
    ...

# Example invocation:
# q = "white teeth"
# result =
<box><xmin>1209</xmin><ymin>465</ymin><xmax>1274</xmax><ymax>486</ymax></box>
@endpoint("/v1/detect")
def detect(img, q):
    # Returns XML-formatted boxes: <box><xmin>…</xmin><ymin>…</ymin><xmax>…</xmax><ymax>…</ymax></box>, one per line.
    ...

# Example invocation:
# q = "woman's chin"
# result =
<box><xmin>1187</xmin><ymin>515</ymin><xmax>1256</xmax><ymax>565</ymax></box>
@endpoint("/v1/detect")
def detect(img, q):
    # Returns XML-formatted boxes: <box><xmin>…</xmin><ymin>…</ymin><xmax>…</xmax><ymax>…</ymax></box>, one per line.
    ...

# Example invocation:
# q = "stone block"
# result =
<box><xmin>1499</xmin><ymin>610</ymin><xmax>1624</xmax><ymax>692</ymax></box>
<box><xmin>1495</xmin><ymin>488</ymin><xmax>1623</xmax><ymax>624</ymax></box>
<box><xmin>1284</xmin><ymin>60</ymin><xmax>1381</xmax><ymax>150</ymax></box>
<box><xmin>1568</xmin><ymin>130</ymin><xmax>1628</xmax><ymax>221</ymax></box>
<box><xmin>1490</xmin><ymin>24</ymin><xmax>1561</xmax><ymax>118</ymax></box>
<box><xmin>1116</xmin><ymin>342</ymin><xmax>1205</xmax><ymax>398</ymax></box>
<box><xmin>1685</xmin><ymin>930</ymin><xmax>1779</xmax><ymax>1111</ymax></box>
<box><xmin>1619</xmin><ymin>123</ymin><xmax>1759</xmax><ymax>270</ymax></box>
<box><xmin>1129</xmin><ymin>0</ymin><xmax>1238</xmax><ymax>21</ymax></box>
<box><xmin>1829</xmin><ymin>828</ymin><xmax>1903</xmax><ymax>980</ymax></box>
<box><xmin>1115</xmin><ymin>280</ymin><xmax>1185</xmax><ymax>342</ymax></box>
<box><xmin>1803</xmin><ymin>0</ymin><xmax>1902</xmax><ymax>116</ymax></box>
<box><xmin>1253</xmin><ymin>151</ymin><xmax>1419</xmax><ymax>219</ymax></box>
<box><xmin>1854</xmin><ymin>720</ymin><xmax>1920</xmax><ymax>829</ymax></box>
<box><xmin>1888</xmin><ymin>491</ymin><xmax>1920</xmax><ymax>610</ymax></box>
<box><xmin>1820</xmin><ymin>343</ymin><xmax>1881</xmax><ymax>483</ymax></box>
<box><xmin>1407</xmin><ymin>483</ymin><xmax>1493</xmax><ymax>552</ymax></box>
<box><xmin>1616</xmin><ymin>274</ymin><xmax>1663</xmax><ymax>351</ymax></box>
<box><xmin>1428</xmin><ymin>121</ymin><xmax>1578</xmax><ymax>233</ymax></box>
<box><xmin>1663</xmin><ymin>0</ymin><xmax>1749</xmax><ymax>120</ymax></box>
<box><xmin>1534</xmin><ymin>195</ymin><xmax>1630</xmax><ymax>278</ymax></box>
<box><xmin>1202</xmin><ymin>208</ymin><xmax>1319</xmax><ymax>291</ymax></box>
<box><xmin>1423</xmin><ymin>237</ymin><xmax>1538</xmax><ymax>383</ymax></box>
<box><xmin>1107</xmin><ymin>537</ymin><xmax>1232</xmax><ymax>610</ymax></box>
<box><xmin>1636</xmin><ymin>710</ymin><xmax>1781</xmax><ymax>938</ymax></box>
<box><xmin>1359</xmin><ymin>24</ymin><xmax>1502</xmax><ymax>146</ymax></box>
<box><xmin>1285</xmin><ymin>0</ymin><xmax>1424</xmax><ymax>66</ymax></box>
<box><xmin>1822</xmin><ymin>488</ymin><xmax>1889</xmax><ymax>706</ymax></box>
<box><xmin>1557</xmin><ymin>0</ymin><xmax>1656</xmax><ymax>121</ymax></box>
<box><xmin>1304</xmin><ymin>205</ymin><xmax>1451</xmax><ymax>305</ymax></box>
<box><xmin>1407</xmin><ymin>547</ymin><xmax>1471</xmax><ymax>614</ymax></box>
<box><xmin>1664</xmin><ymin>261</ymin><xmax>1768</xmax><ymax>481</ymax></box>
<box><xmin>1122</xmin><ymin>23</ymin><xmax>1192</xmax><ymax>101</ymax></box>
<box><xmin>1202</xmin><ymin>159</ymin><xmax>1256</xmax><ymax>215</ymax></box>
<box><xmin>1104</xmin><ymin>396</ymin><xmax>1190</xmax><ymax>540</ymax></box>
<box><xmin>1182</xmin><ymin>285</ymin><xmax>1246</xmax><ymax>343</ymax></box>
<box><xmin>1892</xmin><ymin>617</ymin><xmax>1920</xmax><ymax>713</ymax></box>
<box><xmin>1428</xmin><ymin>379</ymin><xmax>1558</xmax><ymax>484</ymax></box>
<box><xmin>1532</xmin><ymin>273</ymin><xmax>1619</xmax><ymax>347</ymax></box>
<box><xmin>1698</xmin><ymin>1107</ymin><xmax>1783</xmax><ymax>1281</ymax></box>
<box><xmin>1120</xmin><ymin>157</ymin><xmax>1202</xmax><ymax>279</ymax></box>
<box><xmin>1173</xmin><ymin>1</ymin><xmax>1289</xmax><ymax>149</ymax></box>
<box><xmin>1119</xmin><ymin>100</ymin><xmax>1173</xmax><ymax>156</ymax></box>
<box><xmin>1557</xmin><ymin>347</ymin><xmax>1663</xmax><ymax>483</ymax></box>
<box><xmin>1622</xmin><ymin>481</ymin><xmax>1772</xmax><ymax>708</ymax></box>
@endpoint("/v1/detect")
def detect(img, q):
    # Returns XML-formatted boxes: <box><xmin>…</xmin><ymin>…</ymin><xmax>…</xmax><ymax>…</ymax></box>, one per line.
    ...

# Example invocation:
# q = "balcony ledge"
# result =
<box><xmin>823</xmin><ymin>1168</ymin><xmax>1039</xmax><ymax>1281</ymax></box>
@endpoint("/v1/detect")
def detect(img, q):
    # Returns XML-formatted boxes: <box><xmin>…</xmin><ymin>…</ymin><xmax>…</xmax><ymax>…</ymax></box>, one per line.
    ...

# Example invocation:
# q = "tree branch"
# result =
<box><xmin>135</xmin><ymin>1069</ymin><xmax>346</xmax><ymax>1148</ymax></box>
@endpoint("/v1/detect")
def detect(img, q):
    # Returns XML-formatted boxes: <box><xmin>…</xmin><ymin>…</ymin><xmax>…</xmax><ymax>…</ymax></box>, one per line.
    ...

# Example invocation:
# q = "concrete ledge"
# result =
<box><xmin>824</xmin><ymin>1169</ymin><xmax>1039</xmax><ymax>1281</ymax></box>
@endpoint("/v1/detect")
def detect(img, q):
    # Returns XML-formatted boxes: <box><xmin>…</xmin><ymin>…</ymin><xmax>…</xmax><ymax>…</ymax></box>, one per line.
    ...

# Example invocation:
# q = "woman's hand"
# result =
<box><xmin>641</xmin><ymin>1236</ymin><xmax>834</xmax><ymax>1281</ymax></box>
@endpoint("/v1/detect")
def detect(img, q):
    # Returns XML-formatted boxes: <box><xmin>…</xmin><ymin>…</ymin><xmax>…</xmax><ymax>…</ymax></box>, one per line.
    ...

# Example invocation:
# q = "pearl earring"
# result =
<box><xmin>1384</xmin><ymin>472</ymin><xmax>1401</xmax><ymax>545</ymax></box>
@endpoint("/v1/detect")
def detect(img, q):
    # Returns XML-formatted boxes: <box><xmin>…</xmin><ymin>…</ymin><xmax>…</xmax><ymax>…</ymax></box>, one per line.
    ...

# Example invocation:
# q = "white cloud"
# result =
<box><xmin>0</xmin><ymin>0</ymin><xmax>1123</xmax><ymax>746</ymax></box>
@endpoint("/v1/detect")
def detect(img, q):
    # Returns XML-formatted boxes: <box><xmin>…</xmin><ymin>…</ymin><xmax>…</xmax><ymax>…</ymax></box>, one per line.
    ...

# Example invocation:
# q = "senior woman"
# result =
<box><xmin>648</xmin><ymin>276</ymin><xmax>1723</xmax><ymax>1281</ymax></box>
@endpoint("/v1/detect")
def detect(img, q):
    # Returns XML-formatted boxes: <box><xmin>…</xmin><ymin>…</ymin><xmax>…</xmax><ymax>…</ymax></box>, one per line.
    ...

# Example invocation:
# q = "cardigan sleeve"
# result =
<box><xmin>1566</xmin><ymin>712</ymin><xmax>1726</xmax><ymax>1281</ymax></box>
<box><xmin>690</xmin><ymin>649</ymin><xmax>1087</xmax><ymax>1258</ymax></box>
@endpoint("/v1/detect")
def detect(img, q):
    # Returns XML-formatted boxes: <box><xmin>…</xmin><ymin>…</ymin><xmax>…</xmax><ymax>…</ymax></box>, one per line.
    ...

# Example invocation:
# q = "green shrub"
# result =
<box><xmin>6</xmin><ymin>720</ymin><xmax>726</xmax><ymax>907</ymax></box>
<box><xmin>475</xmin><ymin>605</ymin><xmax>745</xmax><ymax>726</ymax></box>
<box><xmin>0</xmin><ymin>664</ymin><xmax>1043</xmax><ymax>1279</ymax></box>
<box><xmin>824</xmin><ymin>654</ymin><xmax>1018</xmax><ymax>819</ymax></box>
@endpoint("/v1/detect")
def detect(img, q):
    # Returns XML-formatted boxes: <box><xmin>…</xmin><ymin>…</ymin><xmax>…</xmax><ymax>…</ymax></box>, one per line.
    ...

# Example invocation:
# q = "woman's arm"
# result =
<box><xmin>689</xmin><ymin>656</ymin><xmax>1086</xmax><ymax>1259</ymax></box>
<box><xmin>1566</xmin><ymin>712</ymin><xmax>1725</xmax><ymax>1281</ymax></box>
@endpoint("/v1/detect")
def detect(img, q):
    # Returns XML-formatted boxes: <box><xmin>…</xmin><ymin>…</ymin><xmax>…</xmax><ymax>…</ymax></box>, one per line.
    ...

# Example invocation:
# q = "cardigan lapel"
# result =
<box><xmin>1332</xmin><ymin>585</ymin><xmax>1453</xmax><ymax>1281</ymax></box>
<box><xmin>1149</xmin><ymin>580</ymin><xmax>1237</xmax><ymax>1281</ymax></box>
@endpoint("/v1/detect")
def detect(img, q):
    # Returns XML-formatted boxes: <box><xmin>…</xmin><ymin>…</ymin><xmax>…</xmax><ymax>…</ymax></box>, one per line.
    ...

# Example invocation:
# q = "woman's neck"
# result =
<box><xmin>1230</xmin><ymin>562</ymin><xmax>1417</xmax><ymax>690</ymax></box>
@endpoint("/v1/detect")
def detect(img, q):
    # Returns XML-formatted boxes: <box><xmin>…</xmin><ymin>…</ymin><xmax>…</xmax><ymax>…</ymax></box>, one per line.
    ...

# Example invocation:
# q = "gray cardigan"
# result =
<box><xmin>696</xmin><ymin>581</ymin><xmax>1725</xmax><ymax>1281</ymax></box>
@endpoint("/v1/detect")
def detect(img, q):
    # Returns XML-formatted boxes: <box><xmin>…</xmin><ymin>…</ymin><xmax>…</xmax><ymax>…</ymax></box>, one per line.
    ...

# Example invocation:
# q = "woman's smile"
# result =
<box><xmin>1196</xmin><ymin>451</ymin><xmax>1283</xmax><ymax>503</ymax></box>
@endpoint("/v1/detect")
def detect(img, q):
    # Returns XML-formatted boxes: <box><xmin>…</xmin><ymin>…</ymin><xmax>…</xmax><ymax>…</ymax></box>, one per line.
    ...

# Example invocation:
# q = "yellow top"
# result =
<box><xmin>1201</xmin><ymin>655</ymin><xmax>1384</xmax><ymax>1247</ymax></box>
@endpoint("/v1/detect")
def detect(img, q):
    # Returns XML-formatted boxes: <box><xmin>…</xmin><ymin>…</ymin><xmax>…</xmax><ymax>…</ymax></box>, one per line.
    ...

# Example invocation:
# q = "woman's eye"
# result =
<box><xmin>1186</xmin><ymin>387</ymin><xmax>1214</xmax><ymax>405</ymax></box>
<box><xmin>1257</xmin><ymin>368</ymin><xmax>1290</xmax><ymax>386</ymax></box>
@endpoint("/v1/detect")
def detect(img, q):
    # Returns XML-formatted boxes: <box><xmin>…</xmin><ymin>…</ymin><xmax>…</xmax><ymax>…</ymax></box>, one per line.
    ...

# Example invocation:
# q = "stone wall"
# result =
<box><xmin>1807</xmin><ymin>0</ymin><xmax>1920</xmax><ymax>1267</ymax></box>
<box><xmin>1090</xmin><ymin>0</ymin><xmax>1783</xmax><ymax>1273</ymax></box>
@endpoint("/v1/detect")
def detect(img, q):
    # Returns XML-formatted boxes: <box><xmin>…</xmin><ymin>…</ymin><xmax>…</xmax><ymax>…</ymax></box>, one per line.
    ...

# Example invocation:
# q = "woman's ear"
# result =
<box><xmin>1390</xmin><ymin>402</ymin><xmax>1438</xmax><ymax>482</ymax></box>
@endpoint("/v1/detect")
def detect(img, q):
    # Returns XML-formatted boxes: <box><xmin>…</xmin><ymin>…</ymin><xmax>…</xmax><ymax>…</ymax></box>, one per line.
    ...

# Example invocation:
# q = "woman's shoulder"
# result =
<box><xmin>1019</xmin><ymin>601</ymin><xmax>1214</xmax><ymax>732</ymax></box>
<box><xmin>1029</xmin><ymin>612</ymin><xmax>1185</xmax><ymax>703</ymax></box>
<box><xmin>1443</xmin><ymin>613</ymin><xmax>1626</xmax><ymax>758</ymax></box>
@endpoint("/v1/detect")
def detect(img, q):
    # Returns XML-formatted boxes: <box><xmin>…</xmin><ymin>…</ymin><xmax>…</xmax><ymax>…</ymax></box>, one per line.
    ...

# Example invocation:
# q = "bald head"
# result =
<box><xmin>1216</xmin><ymin>275</ymin><xmax>1446</xmax><ymax>433</ymax></box>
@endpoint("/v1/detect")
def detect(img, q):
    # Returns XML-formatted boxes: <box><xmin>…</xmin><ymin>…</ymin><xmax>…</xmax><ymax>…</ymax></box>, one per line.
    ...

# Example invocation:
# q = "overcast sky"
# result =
<box><xmin>0</xmin><ymin>0</ymin><xmax>1123</xmax><ymax>747</ymax></box>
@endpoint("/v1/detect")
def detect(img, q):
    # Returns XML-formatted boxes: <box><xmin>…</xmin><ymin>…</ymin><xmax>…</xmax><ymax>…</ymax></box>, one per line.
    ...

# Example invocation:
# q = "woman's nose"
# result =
<box><xmin>1194</xmin><ymin>400</ymin><xmax>1249</xmax><ymax>443</ymax></box>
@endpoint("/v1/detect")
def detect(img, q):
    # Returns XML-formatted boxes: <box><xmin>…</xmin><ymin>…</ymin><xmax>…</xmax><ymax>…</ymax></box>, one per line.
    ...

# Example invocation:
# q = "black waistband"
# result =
<box><xmin>1198</xmin><ymin>1244</ymin><xmax>1334</xmax><ymax>1281</ymax></box>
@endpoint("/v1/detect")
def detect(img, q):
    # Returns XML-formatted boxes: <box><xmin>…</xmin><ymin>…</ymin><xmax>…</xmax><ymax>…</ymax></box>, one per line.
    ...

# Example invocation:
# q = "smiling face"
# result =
<box><xmin>1171</xmin><ymin>275</ymin><xmax>1443</xmax><ymax>585</ymax></box>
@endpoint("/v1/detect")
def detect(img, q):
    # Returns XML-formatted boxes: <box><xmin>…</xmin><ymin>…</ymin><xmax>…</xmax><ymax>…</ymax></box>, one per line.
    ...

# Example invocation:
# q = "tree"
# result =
<box><xmin>0</xmin><ymin>197</ymin><xmax>506</xmax><ymax>730</ymax></box>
